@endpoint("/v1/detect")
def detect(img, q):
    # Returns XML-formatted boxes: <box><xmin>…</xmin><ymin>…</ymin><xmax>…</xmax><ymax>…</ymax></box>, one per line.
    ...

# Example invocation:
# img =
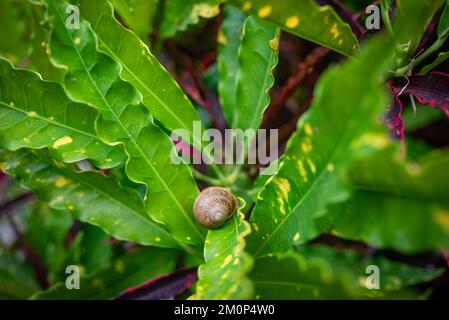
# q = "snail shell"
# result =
<box><xmin>193</xmin><ymin>187</ymin><xmax>237</xmax><ymax>229</ymax></box>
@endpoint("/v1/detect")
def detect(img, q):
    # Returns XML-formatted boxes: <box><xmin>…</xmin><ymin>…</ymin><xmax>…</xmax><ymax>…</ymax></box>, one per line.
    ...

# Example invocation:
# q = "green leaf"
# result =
<box><xmin>110</xmin><ymin>0</ymin><xmax>159</xmax><ymax>40</ymax></box>
<box><xmin>250</xmin><ymin>245</ymin><xmax>442</xmax><ymax>299</ymax></box>
<box><xmin>247</xmin><ymin>35</ymin><xmax>396</xmax><ymax>258</ymax></box>
<box><xmin>0</xmin><ymin>248</ymin><xmax>40</xmax><ymax>299</ymax></box>
<box><xmin>420</xmin><ymin>51</ymin><xmax>449</xmax><ymax>74</ymax></box>
<box><xmin>79</xmin><ymin>224</ymin><xmax>113</xmax><ymax>272</ymax></box>
<box><xmin>393</xmin><ymin>0</ymin><xmax>445</xmax><ymax>64</ymax></box>
<box><xmin>0</xmin><ymin>0</ymin><xmax>28</xmax><ymax>64</ymax></box>
<box><xmin>78</xmin><ymin>0</ymin><xmax>207</xmax><ymax>153</ymax></box>
<box><xmin>0</xmin><ymin>58</ymin><xmax>125</xmax><ymax>169</ymax></box>
<box><xmin>250</xmin><ymin>252</ymin><xmax>357</xmax><ymax>299</ymax></box>
<box><xmin>229</xmin><ymin>0</ymin><xmax>359</xmax><ymax>57</ymax></box>
<box><xmin>160</xmin><ymin>0</ymin><xmax>224</xmax><ymax>38</ymax></box>
<box><xmin>196</xmin><ymin>207</ymin><xmax>254</xmax><ymax>299</ymax></box>
<box><xmin>43</xmin><ymin>0</ymin><xmax>206</xmax><ymax>248</ymax></box>
<box><xmin>296</xmin><ymin>245</ymin><xmax>444</xmax><ymax>295</ymax></box>
<box><xmin>233</xmin><ymin>17</ymin><xmax>280</xmax><ymax>131</ymax></box>
<box><xmin>217</xmin><ymin>6</ymin><xmax>245</xmax><ymax>127</ymax></box>
<box><xmin>23</xmin><ymin>202</ymin><xmax>74</xmax><ymax>282</ymax></box>
<box><xmin>32</xmin><ymin>247</ymin><xmax>179</xmax><ymax>299</ymax></box>
<box><xmin>438</xmin><ymin>0</ymin><xmax>449</xmax><ymax>38</ymax></box>
<box><xmin>321</xmin><ymin>147</ymin><xmax>449</xmax><ymax>253</ymax></box>
<box><xmin>0</xmin><ymin>149</ymin><xmax>179</xmax><ymax>248</ymax></box>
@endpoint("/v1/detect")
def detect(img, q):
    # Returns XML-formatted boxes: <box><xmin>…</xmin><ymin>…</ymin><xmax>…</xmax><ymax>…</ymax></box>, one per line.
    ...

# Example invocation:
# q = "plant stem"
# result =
<box><xmin>192</xmin><ymin>168</ymin><xmax>222</xmax><ymax>186</ymax></box>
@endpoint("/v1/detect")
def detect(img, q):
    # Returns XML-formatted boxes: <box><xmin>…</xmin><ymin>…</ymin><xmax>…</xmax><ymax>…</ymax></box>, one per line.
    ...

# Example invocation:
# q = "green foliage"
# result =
<box><xmin>0</xmin><ymin>58</ymin><xmax>125</xmax><ymax>169</ymax></box>
<box><xmin>110</xmin><ymin>0</ymin><xmax>159</xmax><ymax>40</ymax></box>
<box><xmin>233</xmin><ymin>17</ymin><xmax>279</xmax><ymax>131</ymax></box>
<box><xmin>321</xmin><ymin>147</ymin><xmax>449</xmax><ymax>253</ymax></box>
<box><xmin>250</xmin><ymin>245</ymin><xmax>442</xmax><ymax>299</ymax></box>
<box><xmin>160</xmin><ymin>0</ymin><xmax>224</xmax><ymax>38</ymax></box>
<box><xmin>229</xmin><ymin>0</ymin><xmax>359</xmax><ymax>57</ymax></box>
<box><xmin>0</xmin><ymin>0</ymin><xmax>447</xmax><ymax>301</ymax></box>
<box><xmin>44</xmin><ymin>0</ymin><xmax>205</xmax><ymax>249</ymax></box>
<box><xmin>196</xmin><ymin>207</ymin><xmax>254</xmax><ymax>299</ymax></box>
<box><xmin>32</xmin><ymin>247</ymin><xmax>179</xmax><ymax>299</ymax></box>
<box><xmin>0</xmin><ymin>149</ymin><xmax>178</xmax><ymax>248</ymax></box>
<box><xmin>248</xmin><ymin>36</ymin><xmax>396</xmax><ymax>258</ymax></box>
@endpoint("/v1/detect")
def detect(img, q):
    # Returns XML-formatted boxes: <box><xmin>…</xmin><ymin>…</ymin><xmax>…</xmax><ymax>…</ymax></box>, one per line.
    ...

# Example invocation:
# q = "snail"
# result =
<box><xmin>193</xmin><ymin>187</ymin><xmax>237</xmax><ymax>229</ymax></box>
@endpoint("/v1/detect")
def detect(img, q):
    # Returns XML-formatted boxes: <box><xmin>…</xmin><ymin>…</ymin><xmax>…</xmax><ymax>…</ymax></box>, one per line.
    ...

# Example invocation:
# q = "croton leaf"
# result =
<box><xmin>385</xmin><ymin>91</ymin><xmax>405</xmax><ymax>141</ymax></box>
<box><xmin>391</xmin><ymin>72</ymin><xmax>449</xmax><ymax>117</ymax></box>
<box><xmin>320</xmin><ymin>147</ymin><xmax>449</xmax><ymax>253</ymax></box>
<box><xmin>233</xmin><ymin>17</ymin><xmax>280</xmax><ymax>132</ymax></box>
<box><xmin>217</xmin><ymin>5</ymin><xmax>245</xmax><ymax>127</ymax></box>
<box><xmin>196</xmin><ymin>207</ymin><xmax>254</xmax><ymax>300</ymax></box>
<box><xmin>160</xmin><ymin>0</ymin><xmax>224</xmax><ymax>38</ymax></box>
<box><xmin>0</xmin><ymin>247</ymin><xmax>40</xmax><ymax>299</ymax></box>
<box><xmin>247</xmin><ymin>35</ymin><xmax>396</xmax><ymax>258</ymax></box>
<box><xmin>438</xmin><ymin>0</ymin><xmax>449</xmax><ymax>38</ymax></box>
<box><xmin>0</xmin><ymin>58</ymin><xmax>125</xmax><ymax>169</ymax></box>
<box><xmin>32</xmin><ymin>247</ymin><xmax>179</xmax><ymax>299</ymax></box>
<box><xmin>250</xmin><ymin>251</ymin><xmax>357</xmax><ymax>299</ymax></box>
<box><xmin>0</xmin><ymin>0</ymin><xmax>28</xmax><ymax>64</ymax></box>
<box><xmin>250</xmin><ymin>245</ymin><xmax>443</xmax><ymax>299</ymax></box>
<box><xmin>43</xmin><ymin>0</ymin><xmax>206</xmax><ymax>249</ymax></box>
<box><xmin>110</xmin><ymin>0</ymin><xmax>159</xmax><ymax>40</ymax></box>
<box><xmin>116</xmin><ymin>268</ymin><xmax>197</xmax><ymax>300</ymax></box>
<box><xmin>229</xmin><ymin>0</ymin><xmax>359</xmax><ymax>57</ymax></box>
<box><xmin>0</xmin><ymin>149</ymin><xmax>179</xmax><ymax>248</ymax></box>
<box><xmin>77</xmin><ymin>0</ymin><xmax>209</xmax><ymax>156</ymax></box>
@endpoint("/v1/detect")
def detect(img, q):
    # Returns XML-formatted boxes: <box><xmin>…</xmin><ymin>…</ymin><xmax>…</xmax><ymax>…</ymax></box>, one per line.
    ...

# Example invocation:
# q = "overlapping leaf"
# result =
<box><xmin>250</xmin><ymin>245</ymin><xmax>443</xmax><ymax>299</ymax></box>
<box><xmin>217</xmin><ymin>6</ymin><xmax>245</xmax><ymax>127</ymax></box>
<box><xmin>0</xmin><ymin>149</ymin><xmax>179</xmax><ymax>248</ymax></box>
<box><xmin>248</xmin><ymin>36</ymin><xmax>396</xmax><ymax>258</ymax></box>
<box><xmin>43</xmin><ymin>0</ymin><xmax>206</xmax><ymax>248</ymax></box>
<box><xmin>229</xmin><ymin>0</ymin><xmax>359</xmax><ymax>57</ymax></box>
<box><xmin>0</xmin><ymin>58</ymin><xmax>125</xmax><ymax>169</ymax></box>
<box><xmin>196</xmin><ymin>208</ymin><xmax>254</xmax><ymax>299</ymax></box>
<box><xmin>77</xmin><ymin>0</ymin><xmax>207</xmax><ymax>153</ymax></box>
<box><xmin>110</xmin><ymin>0</ymin><xmax>159</xmax><ymax>40</ymax></box>
<box><xmin>233</xmin><ymin>17</ymin><xmax>280</xmax><ymax>132</ymax></box>
<box><xmin>0</xmin><ymin>248</ymin><xmax>40</xmax><ymax>299</ymax></box>
<box><xmin>160</xmin><ymin>0</ymin><xmax>224</xmax><ymax>38</ymax></box>
<box><xmin>32</xmin><ymin>247</ymin><xmax>179</xmax><ymax>299</ymax></box>
<box><xmin>321</xmin><ymin>147</ymin><xmax>449</xmax><ymax>253</ymax></box>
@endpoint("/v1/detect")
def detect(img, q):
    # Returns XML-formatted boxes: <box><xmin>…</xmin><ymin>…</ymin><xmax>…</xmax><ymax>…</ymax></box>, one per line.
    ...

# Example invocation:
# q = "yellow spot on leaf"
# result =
<box><xmin>222</xmin><ymin>255</ymin><xmax>233</xmax><ymax>268</ymax></box>
<box><xmin>307</xmin><ymin>159</ymin><xmax>317</xmax><ymax>174</ymax></box>
<box><xmin>218</xmin><ymin>30</ymin><xmax>227</xmax><ymax>45</ymax></box>
<box><xmin>114</xmin><ymin>260</ymin><xmax>125</xmax><ymax>273</ymax></box>
<box><xmin>296</xmin><ymin>160</ymin><xmax>308</xmax><ymax>182</ymax></box>
<box><xmin>433</xmin><ymin>208</ymin><xmax>449</xmax><ymax>234</ymax></box>
<box><xmin>304</xmin><ymin>123</ymin><xmax>313</xmax><ymax>136</ymax></box>
<box><xmin>286</xmin><ymin>16</ymin><xmax>300</xmax><ymax>29</ymax></box>
<box><xmin>74</xmin><ymin>37</ymin><xmax>81</xmax><ymax>45</ymax></box>
<box><xmin>293</xmin><ymin>232</ymin><xmax>300</xmax><ymax>241</ymax></box>
<box><xmin>54</xmin><ymin>176</ymin><xmax>70</xmax><ymax>188</ymax></box>
<box><xmin>326</xmin><ymin>163</ymin><xmax>335</xmax><ymax>172</ymax></box>
<box><xmin>155</xmin><ymin>237</ymin><xmax>161</xmax><ymax>242</ymax></box>
<box><xmin>269</xmin><ymin>38</ymin><xmax>279</xmax><ymax>51</ymax></box>
<box><xmin>242</xmin><ymin>1</ymin><xmax>252</xmax><ymax>11</ymax></box>
<box><xmin>301</xmin><ymin>139</ymin><xmax>313</xmax><ymax>153</ymax></box>
<box><xmin>28</xmin><ymin>111</ymin><xmax>37</xmax><ymax>117</ymax></box>
<box><xmin>192</xmin><ymin>3</ymin><xmax>220</xmax><ymax>18</ymax></box>
<box><xmin>53</xmin><ymin>136</ymin><xmax>73</xmax><ymax>149</ymax></box>
<box><xmin>258</xmin><ymin>5</ymin><xmax>272</xmax><ymax>18</ymax></box>
<box><xmin>331</xmin><ymin>24</ymin><xmax>340</xmax><ymax>39</ymax></box>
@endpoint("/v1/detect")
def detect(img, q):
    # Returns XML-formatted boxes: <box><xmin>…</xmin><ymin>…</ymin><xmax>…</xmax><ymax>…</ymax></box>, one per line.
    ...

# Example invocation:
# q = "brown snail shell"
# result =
<box><xmin>193</xmin><ymin>187</ymin><xmax>237</xmax><ymax>229</ymax></box>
